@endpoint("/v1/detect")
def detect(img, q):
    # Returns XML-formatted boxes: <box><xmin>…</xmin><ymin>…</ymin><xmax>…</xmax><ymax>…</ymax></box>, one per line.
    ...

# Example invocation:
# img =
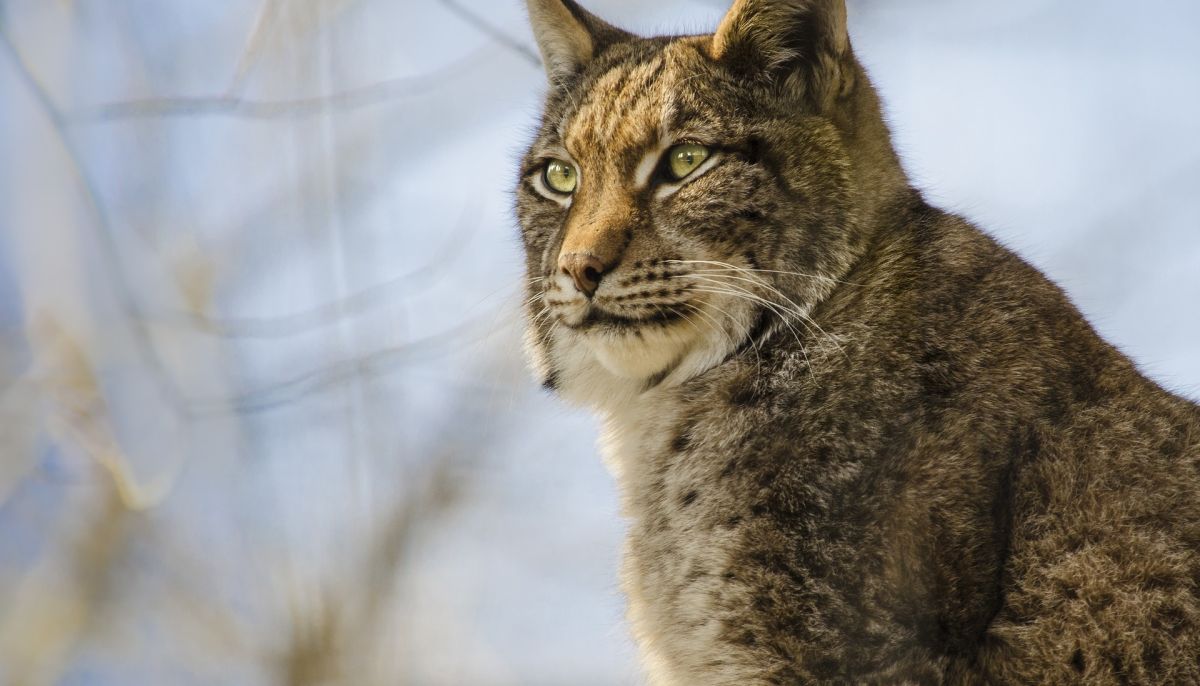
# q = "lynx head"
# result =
<box><xmin>516</xmin><ymin>0</ymin><xmax>905</xmax><ymax>408</ymax></box>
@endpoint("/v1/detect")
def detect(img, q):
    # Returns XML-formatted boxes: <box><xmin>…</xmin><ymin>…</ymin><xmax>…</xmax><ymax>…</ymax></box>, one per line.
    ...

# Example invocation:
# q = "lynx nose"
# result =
<box><xmin>559</xmin><ymin>252</ymin><xmax>606</xmax><ymax>298</ymax></box>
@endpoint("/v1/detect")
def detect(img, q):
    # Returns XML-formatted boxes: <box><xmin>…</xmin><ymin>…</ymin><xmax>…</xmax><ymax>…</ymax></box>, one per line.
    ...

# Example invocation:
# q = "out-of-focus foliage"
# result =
<box><xmin>0</xmin><ymin>0</ymin><xmax>1197</xmax><ymax>684</ymax></box>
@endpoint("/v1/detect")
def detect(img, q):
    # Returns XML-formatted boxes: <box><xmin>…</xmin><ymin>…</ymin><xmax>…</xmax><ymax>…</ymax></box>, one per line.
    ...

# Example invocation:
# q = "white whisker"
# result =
<box><xmin>688</xmin><ymin>276</ymin><xmax>818</xmax><ymax>342</ymax></box>
<box><xmin>678</xmin><ymin>265</ymin><xmax>847</xmax><ymax>358</ymax></box>
<box><xmin>686</xmin><ymin>284</ymin><xmax>814</xmax><ymax>377</ymax></box>
<box><xmin>686</xmin><ymin>300</ymin><xmax>761</xmax><ymax>374</ymax></box>
<box><xmin>666</xmin><ymin>259</ymin><xmax>865</xmax><ymax>288</ymax></box>
<box><xmin>680</xmin><ymin>302</ymin><xmax>732</xmax><ymax>349</ymax></box>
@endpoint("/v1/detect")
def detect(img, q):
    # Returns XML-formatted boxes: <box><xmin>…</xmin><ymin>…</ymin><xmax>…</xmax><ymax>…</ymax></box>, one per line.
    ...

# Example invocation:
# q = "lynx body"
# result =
<box><xmin>515</xmin><ymin>1</ymin><xmax>1200</xmax><ymax>683</ymax></box>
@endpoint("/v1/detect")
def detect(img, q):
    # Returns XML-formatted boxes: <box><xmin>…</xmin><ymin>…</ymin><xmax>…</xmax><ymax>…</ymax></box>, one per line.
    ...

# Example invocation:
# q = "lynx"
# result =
<box><xmin>514</xmin><ymin>1</ymin><xmax>1200</xmax><ymax>683</ymax></box>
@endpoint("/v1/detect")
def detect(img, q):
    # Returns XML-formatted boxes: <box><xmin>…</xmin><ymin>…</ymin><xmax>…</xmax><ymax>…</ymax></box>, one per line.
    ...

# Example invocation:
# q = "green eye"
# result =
<box><xmin>667</xmin><ymin>143</ymin><xmax>710</xmax><ymax>181</ymax></box>
<box><xmin>544</xmin><ymin>159</ymin><xmax>578</xmax><ymax>194</ymax></box>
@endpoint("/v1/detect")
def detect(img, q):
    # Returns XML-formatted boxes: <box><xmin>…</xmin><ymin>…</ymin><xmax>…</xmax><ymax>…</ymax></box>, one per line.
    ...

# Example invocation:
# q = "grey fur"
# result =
<box><xmin>515</xmin><ymin>1</ymin><xmax>1200</xmax><ymax>683</ymax></box>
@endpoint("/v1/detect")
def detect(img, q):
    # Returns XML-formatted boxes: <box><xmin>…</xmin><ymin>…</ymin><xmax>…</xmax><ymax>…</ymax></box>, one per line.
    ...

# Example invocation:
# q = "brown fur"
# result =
<box><xmin>515</xmin><ymin>1</ymin><xmax>1200</xmax><ymax>683</ymax></box>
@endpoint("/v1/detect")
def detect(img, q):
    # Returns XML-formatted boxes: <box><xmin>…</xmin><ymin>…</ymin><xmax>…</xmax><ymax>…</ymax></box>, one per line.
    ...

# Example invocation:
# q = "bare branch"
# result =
<box><xmin>225</xmin><ymin>0</ymin><xmax>280</xmax><ymax>97</ymax></box>
<box><xmin>436</xmin><ymin>0</ymin><xmax>542</xmax><ymax>67</ymax></box>
<box><xmin>156</xmin><ymin>198</ymin><xmax>483</xmax><ymax>339</ymax></box>
<box><xmin>68</xmin><ymin>49</ymin><xmax>488</xmax><ymax>122</ymax></box>
<box><xmin>0</xmin><ymin>485</ymin><xmax>130</xmax><ymax>686</ymax></box>
<box><xmin>189</xmin><ymin>315</ymin><xmax>501</xmax><ymax>417</ymax></box>
<box><xmin>0</xmin><ymin>30</ymin><xmax>190</xmax><ymax>416</ymax></box>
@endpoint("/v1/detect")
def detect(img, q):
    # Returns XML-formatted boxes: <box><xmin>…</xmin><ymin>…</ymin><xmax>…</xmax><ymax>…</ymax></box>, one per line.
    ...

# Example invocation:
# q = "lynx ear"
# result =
<box><xmin>710</xmin><ymin>0</ymin><xmax>851</xmax><ymax>106</ymax></box>
<box><xmin>526</xmin><ymin>0</ymin><xmax>630</xmax><ymax>84</ymax></box>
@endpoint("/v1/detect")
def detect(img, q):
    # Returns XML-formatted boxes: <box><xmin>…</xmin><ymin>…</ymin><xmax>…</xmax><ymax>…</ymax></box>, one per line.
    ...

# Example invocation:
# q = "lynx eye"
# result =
<box><xmin>666</xmin><ymin>143</ymin><xmax>710</xmax><ymax>181</ymax></box>
<box><xmin>543</xmin><ymin>159</ymin><xmax>578</xmax><ymax>194</ymax></box>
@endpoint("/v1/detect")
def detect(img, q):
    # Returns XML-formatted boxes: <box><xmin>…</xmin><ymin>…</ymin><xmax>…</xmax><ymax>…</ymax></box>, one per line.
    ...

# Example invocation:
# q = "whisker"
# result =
<box><xmin>686</xmin><ymin>285</ymin><xmax>814</xmax><ymax>376</ymax></box>
<box><xmin>685</xmin><ymin>300</ymin><xmax>761</xmax><ymax>373</ymax></box>
<box><xmin>658</xmin><ymin>303</ymin><xmax>712</xmax><ymax>345</ymax></box>
<box><xmin>666</xmin><ymin>259</ymin><xmax>866</xmax><ymax>288</ymax></box>
<box><xmin>706</xmin><ymin>272</ymin><xmax>845</xmax><ymax>358</ymax></box>
<box><xmin>700</xmin><ymin>297</ymin><xmax>763</xmax><ymax>371</ymax></box>
<box><xmin>680</xmin><ymin>302</ymin><xmax>732</xmax><ymax>349</ymax></box>
<box><xmin>687</xmin><ymin>276</ymin><xmax>816</xmax><ymax>340</ymax></box>
<box><xmin>682</xmin><ymin>269</ymin><xmax>847</xmax><ymax>358</ymax></box>
<box><xmin>529</xmin><ymin>303</ymin><xmax>555</xmax><ymax>328</ymax></box>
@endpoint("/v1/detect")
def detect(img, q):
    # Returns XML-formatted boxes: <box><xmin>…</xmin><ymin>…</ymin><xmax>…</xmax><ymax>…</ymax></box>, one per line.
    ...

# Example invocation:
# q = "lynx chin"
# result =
<box><xmin>514</xmin><ymin>1</ymin><xmax>1200</xmax><ymax>683</ymax></box>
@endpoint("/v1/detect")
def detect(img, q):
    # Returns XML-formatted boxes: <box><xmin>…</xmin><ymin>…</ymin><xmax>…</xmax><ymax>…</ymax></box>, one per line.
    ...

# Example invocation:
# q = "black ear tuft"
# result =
<box><xmin>709</xmin><ymin>0</ymin><xmax>851</xmax><ymax>108</ymax></box>
<box><xmin>525</xmin><ymin>0</ymin><xmax>634</xmax><ymax>85</ymax></box>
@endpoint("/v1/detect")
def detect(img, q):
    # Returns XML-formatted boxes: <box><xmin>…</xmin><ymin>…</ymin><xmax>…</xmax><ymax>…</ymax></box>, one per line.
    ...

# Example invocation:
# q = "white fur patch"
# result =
<box><xmin>634</xmin><ymin>139</ymin><xmax>671</xmax><ymax>190</ymax></box>
<box><xmin>584</xmin><ymin>320</ymin><xmax>696</xmax><ymax>380</ymax></box>
<box><xmin>545</xmin><ymin>291</ymin><xmax>755</xmax><ymax>411</ymax></box>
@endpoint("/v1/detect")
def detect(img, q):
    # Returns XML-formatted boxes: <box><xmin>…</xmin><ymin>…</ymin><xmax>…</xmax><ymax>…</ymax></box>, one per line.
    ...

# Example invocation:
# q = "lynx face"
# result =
<box><xmin>517</xmin><ymin>1</ymin><xmax>865</xmax><ymax>405</ymax></box>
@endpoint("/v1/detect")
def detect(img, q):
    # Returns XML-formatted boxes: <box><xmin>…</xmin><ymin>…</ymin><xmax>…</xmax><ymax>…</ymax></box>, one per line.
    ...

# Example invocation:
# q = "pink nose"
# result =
<box><xmin>558</xmin><ymin>252</ymin><xmax>606</xmax><ymax>297</ymax></box>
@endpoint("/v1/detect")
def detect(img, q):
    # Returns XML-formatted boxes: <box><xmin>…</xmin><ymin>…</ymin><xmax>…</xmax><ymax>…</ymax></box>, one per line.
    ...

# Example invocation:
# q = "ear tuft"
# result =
<box><xmin>710</xmin><ymin>0</ymin><xmax>850</xmax><ymax>106</ymax></box>
<box><xmin>525</xmin><ymin>0</ymin><xmax>631</xmax><ymax>84</ymax></box>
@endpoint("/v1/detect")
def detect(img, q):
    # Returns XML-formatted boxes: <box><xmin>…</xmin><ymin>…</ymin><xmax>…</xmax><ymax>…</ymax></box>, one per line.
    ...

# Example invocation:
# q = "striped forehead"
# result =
<box><xmin>563</xmin><ymin>54</ymin><xmax>672</xmax><ymax>161</ymax></box>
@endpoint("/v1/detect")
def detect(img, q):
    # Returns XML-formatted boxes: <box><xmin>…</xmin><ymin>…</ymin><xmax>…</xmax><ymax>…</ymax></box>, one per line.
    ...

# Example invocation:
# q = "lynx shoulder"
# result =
<box><xmin>514</xmin><ymin>1</ymin><xmax>1200</xmax><ymax>683</ymax></box>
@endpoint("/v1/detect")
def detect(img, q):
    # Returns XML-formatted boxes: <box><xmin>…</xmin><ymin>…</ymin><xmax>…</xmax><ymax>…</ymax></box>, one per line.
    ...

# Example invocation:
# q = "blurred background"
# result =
<box><xmin>0</xmin><ymin>0</ymin><xmax>1197</xmax><ymax>684</ymax></box>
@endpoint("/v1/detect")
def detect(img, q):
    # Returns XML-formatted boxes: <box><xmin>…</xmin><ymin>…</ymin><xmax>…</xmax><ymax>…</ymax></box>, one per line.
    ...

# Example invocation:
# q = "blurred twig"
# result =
<box><xmin>1</xmin><ymin>25</ymin><xmax>509</xmax><ymax>420</ymax></box>
<box><xmin>191</xmin><ymin>315</ymin><xmax>498</xmax><ymax>416</ymax></box>
<box><xmin>34</xmin><ymin>315</ymin><xmax>180</xmax><ymax>510</ymax></box>
<box><xmin>0</xmin><ymin>1</ymin><xmax>543</xmax><ymax>683</ymax></box>
<box><xmin>0</xmin><ymin>375</ymin><xmax>40</xmax><ymax>505</ymax></box>
<box><xmin>0</xmin><ymin>30</ymin><xmax>189</xmax><ymax>416</ymax></box>
<box><xmin>69</xmin><ymin>50</ymin><xmax>488</xmax><ymax>122</ymax></box>
<box><xmin>435</xmin><ymin>0</ymin><xmax>541</xmax><ymax>67</ymax></box>
<box><xmin>226</xmin><ymin>0</ymin><xmax>281</xmax><ymax>97</ymax></box>
<box><xmin>0</xmin><ymin>485</ymin><xmax>130</xmax><ymax>686</ymax></box>
<box><xmin>267</xmin><ymin>364</ymin><xmax>497</xmax><ymax>685</ymax></box>
<box><xmin>155</xmin><ymin>196</ymin><xmax>482</xmax><ymax>339</ymax></box>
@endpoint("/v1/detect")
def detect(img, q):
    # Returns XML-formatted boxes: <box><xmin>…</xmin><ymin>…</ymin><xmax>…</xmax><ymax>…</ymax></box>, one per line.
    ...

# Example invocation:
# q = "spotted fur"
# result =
<box><xmin>515</xmin><ymin>1</ymin><xmax>1200</xmax><ymax>683</ymax></box>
